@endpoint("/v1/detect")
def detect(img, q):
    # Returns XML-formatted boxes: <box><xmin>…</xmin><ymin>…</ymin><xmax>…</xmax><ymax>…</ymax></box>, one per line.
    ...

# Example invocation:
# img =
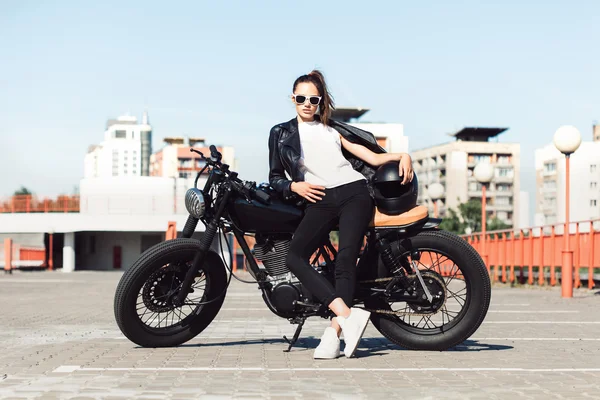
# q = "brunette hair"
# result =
<box><xmin>292</xmin><ymin>70</ymin><xmax>335</xmax><ymax>126</ymax></box>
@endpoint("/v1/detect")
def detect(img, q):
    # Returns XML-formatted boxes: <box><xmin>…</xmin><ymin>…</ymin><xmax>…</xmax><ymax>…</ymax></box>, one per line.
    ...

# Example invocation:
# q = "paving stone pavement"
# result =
<box><xmin>1</xmin><ymin>270</ymin><xmax>599</xmax><ymax>399</ymax></box>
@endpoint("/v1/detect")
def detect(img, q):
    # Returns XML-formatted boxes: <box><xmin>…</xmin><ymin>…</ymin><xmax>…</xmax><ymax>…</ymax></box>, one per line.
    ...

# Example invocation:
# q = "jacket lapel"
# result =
<box><xmin>280</xmin><ymin>117</ymin><xmax>301</xmax><ymax>155</ymax></box>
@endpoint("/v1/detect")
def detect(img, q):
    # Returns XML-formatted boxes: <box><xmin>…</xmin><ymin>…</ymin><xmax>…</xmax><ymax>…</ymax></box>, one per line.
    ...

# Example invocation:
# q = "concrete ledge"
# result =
<box><xmin>0</xmin><ymin>213</ymin><xmax>204</xmax><ymax>233</ymax></box>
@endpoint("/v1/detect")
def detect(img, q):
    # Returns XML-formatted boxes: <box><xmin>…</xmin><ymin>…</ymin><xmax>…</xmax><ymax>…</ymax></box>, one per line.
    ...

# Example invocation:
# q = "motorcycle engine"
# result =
<box><xmin>253</xmin><ymin>235</ymin><xmax>307</xmax><ymax>315</ymax></box>
<box><xmin>253</xmin><ymin>236</ymin><xmax>291</xmax><ymax>276</ymax></box>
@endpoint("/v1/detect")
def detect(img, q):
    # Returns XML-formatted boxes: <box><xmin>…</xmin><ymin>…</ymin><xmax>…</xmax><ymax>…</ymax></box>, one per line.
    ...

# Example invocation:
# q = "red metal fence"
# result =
<box><xmin>3</xmin><ymin>238</ymin><xmax>47</xmax><ymax>272</ymax></box>
<box><xmin>462</xmin><ymin>219</ymin><xmax>599</xmax><ymax>289</ymax></box>
<box><xmin>0</xmin><ymin>195</ymin><xmax>80</xmax><ymax>213</ymax></box>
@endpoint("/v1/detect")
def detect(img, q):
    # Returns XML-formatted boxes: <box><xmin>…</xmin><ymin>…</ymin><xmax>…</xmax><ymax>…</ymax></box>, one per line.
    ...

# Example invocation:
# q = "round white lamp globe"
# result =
<box><xmin>428</xmin><ymin>182</ymin><xmax>444</xmax><ymax>200</ymax></box>
<box><xmin>474</xmin><ymin>162</ymin><xmax>494</xmax><ymax>184</ymax></box>
<box><xmin>553</xmin><ymin>125</ymin><xmax>582</xmax><ymax>155</ymax></box>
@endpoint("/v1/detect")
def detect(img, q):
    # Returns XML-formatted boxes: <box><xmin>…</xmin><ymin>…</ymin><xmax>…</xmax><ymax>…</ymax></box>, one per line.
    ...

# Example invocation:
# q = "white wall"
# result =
<box><xmin>77</xmin><ymin>231</ymin><xmax>230</xmax><ymax>270</ymax></box>
<box><xmin>518</xmin><ymin>191</ymin><xmax>530</xmax><ymax>229</ymax></box>
<box><xmin>79</xmin><ymin>176</ymin><xmax>205</xmax><ymax>215</ymax></box>
<box><xmin>446</xmin><ymin>150</ymin><xmax>468</xmax><ymax>209</ymax></box>
<box><xmin>78</xmin><ymin>231</ymin><xmax>147</xmax><ymax>270</ymax></box>
<box><xmin>350</xmin><ymin>123</ymin><xmax>408</xmax><ymax>153</ymax></box>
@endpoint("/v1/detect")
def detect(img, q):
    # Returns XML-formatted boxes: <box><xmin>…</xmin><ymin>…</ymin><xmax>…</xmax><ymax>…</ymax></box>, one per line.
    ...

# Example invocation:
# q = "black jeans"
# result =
<box><xmin>286</xmin><ymin>179</ymin><xmax>374</xmax><ymax>307</ymax></box>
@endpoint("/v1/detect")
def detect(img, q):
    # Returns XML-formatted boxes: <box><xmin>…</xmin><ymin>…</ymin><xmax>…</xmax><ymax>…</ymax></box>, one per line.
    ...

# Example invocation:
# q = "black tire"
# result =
<box><xmin>114</xmin><ymin>238</ymin><xmax>228</xmax><ymax>347</ymax></box>
<box><xmin>366</xmin><ymin>230</ymin><xmax>491</xmax><ymax>351</ymax></box>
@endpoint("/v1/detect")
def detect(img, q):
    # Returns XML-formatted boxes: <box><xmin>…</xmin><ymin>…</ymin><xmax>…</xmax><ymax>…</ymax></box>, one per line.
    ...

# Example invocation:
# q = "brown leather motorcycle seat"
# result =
<box><xmin>370</xmin><ymin>205</ymin><xmax>429</xmax><ymax>227</ymax></box>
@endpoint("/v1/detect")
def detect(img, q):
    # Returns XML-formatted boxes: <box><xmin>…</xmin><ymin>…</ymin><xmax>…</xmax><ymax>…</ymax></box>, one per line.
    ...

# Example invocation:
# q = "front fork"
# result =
<box><xmin>173</xmin><ymin>189</ymin><xmax>232</xmax><ymax>306</ymax></box>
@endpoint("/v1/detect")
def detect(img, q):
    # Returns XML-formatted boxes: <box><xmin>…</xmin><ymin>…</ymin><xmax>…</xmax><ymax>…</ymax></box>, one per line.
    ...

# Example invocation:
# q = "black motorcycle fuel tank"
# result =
<box><xmin>228</xmin><ymin>195</ymin><xmax>304</xmax><ymax>234</ymax></box>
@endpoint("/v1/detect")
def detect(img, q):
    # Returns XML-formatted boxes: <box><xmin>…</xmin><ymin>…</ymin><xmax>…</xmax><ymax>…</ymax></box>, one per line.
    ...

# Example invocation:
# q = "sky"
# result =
<box><xmin>1</xmin><ymin>1</ymin><xmax>599</xmax><ymax>224</ymax></box>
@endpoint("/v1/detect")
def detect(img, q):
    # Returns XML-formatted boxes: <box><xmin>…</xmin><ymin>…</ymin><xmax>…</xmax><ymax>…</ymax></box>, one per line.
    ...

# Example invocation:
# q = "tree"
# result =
<box><xmin>458</xmin><ymin>199</ymin><xmax>483</xmax><ymax>233</ymax></box>
<box><xmin>14</xmin><ymin>186</ymin><xmax>32</xmax><ymax>196</ymax></box>
<box><xmin>488</xmin><ymin>216</ymin><xmax>511</xmax><ymax>232</ymax></box>
<box><xmin>438</xmin><ymin>208</ymin><xmax>464</xmax><ymax>234</ymax></box>
<box><xmin>438</xmin><ymin>199</ymin><xmax>512</xmax><ymax>235</ymax></box>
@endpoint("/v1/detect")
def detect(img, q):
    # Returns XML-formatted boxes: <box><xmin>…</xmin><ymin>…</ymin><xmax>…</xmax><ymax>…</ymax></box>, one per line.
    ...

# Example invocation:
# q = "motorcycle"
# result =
<box><xmin>114</xmin><ymin>145</ymin><xmax>491</xmax><ymax>351</ymax></box>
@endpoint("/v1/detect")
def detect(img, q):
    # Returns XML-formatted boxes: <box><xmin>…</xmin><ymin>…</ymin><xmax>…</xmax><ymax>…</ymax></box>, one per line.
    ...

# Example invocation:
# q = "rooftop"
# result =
<box><xmin>449</xmin><ymin>127</ymin><xmax>509</xmax><ymax>142</ymax></box>
<box><xmin>331</xmin><ymin>107</ymin><xmax>370</xmax><ymax>122</ymax></box>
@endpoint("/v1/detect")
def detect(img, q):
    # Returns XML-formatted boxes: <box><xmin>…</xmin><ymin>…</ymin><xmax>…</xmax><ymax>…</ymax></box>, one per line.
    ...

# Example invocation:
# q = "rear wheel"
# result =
<box><xmin>365</xmin><ymin>230</ymin><xmax>490</xmax><ymax>351</ymax></box>
<box><xmin>114</xmin><ymin>238</ymin><xmax>228</xmax><ymax>347</ymax></box>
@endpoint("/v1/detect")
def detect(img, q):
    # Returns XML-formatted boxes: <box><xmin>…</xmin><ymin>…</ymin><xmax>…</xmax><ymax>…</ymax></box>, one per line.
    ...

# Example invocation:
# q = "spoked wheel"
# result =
<box><xmin>114</xmin><ymin>239</ymin><xmax>228</xmax><ymax>347</ymax></box>
<box><xmin>366</xmin><ymin>230</ymin><xmax>490</xmax><ymax>351</ymax></box>
<box><xmin>137</xmin><ymin>262</ymin><xmax>207</xmax><ymax>330</ymax></box>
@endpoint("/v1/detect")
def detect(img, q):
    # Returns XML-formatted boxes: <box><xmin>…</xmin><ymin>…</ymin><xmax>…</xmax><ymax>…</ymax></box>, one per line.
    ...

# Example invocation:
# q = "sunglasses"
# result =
<box><xmin>293</xmin><ymin>94</ymin><xmax>322</xmax><ymax>106</ymax></box>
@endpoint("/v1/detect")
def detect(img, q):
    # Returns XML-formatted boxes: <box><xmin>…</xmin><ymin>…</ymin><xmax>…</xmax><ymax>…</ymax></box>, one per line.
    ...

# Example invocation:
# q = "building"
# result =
<box><xmin>150</xmin><ymin>137</ymin><xmax>237</xmax><ymax>179</ymax></box>
<box><xmin>84</xmin><ymin>112</ymin><xmax>152</xmax><ymax>178</ymax></box>
<box><xmin>412</xmin><ymin>127</ymin><xmax>521</xmax><ymax>228</ymax></box>
<box><xmin>331</xmin><ymin>108</ymin><xmax>409</xmax><ymax>153</ymax></box>
<box><xmin>534</xmin><ymin>130</ymin><xmax>600</xmax><ymax>226</ymax></box>
<box><xmin>0</xmin><ymin>175</ymin><xmax>228</xmax><ymax>271</ymax></box>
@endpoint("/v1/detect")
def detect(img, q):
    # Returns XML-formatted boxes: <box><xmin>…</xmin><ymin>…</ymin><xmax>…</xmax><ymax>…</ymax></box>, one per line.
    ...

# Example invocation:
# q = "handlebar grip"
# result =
<box><xmin>253</xmin><ymin>189</ymin><xmax>271</xmax><ymax>205</ymax></box>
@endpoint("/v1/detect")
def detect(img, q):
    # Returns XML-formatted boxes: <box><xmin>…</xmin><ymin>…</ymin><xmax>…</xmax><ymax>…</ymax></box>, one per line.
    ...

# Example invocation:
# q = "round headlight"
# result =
<box><xmin>185</xmin><ymin>188</ymin><xmax>205</xmax><ymax>218</ymax></box>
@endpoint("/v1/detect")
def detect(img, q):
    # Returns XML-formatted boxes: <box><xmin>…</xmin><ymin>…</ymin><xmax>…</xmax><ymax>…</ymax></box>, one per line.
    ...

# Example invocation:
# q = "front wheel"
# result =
<box><xmin>114</xmin><ymin>238</ymin><xmax>228</xmax><ymax>347</ymax></box>
<box><xmin>366</xmin><ymin>230</ymin><xmax>491</xmax><ymax>351</ymax></box>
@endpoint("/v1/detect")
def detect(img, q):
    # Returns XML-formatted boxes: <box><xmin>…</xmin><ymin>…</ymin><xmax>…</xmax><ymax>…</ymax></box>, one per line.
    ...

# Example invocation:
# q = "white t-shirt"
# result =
<box><xmin>298</xmin><ymin>120</ymin><xmax>366</xmax><ymax>189</ymax></box>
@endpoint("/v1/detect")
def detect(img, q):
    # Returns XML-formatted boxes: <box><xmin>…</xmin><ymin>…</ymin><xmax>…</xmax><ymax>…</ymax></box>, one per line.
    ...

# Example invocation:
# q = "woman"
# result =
<box><xmin>268</xmin><ymin>70</ymin><xmax>414</xmax><ymax>359</ymax></box>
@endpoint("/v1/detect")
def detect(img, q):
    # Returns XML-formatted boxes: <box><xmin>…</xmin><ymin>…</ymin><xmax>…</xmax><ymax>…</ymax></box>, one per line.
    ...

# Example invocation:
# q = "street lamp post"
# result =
<box><xmin>553</xmin><ymin>125</ymin><xmax>582</xmax><ymax>298</ymax></box>
<box><xmin>474</xmin><ymin>162</ymin><xmax>495</xmax><ymax>269</ymax></box>
<box><xmin>428</xmin><ymin>183</ymin><xmax>444</xmax><ymax>218</ymax></box>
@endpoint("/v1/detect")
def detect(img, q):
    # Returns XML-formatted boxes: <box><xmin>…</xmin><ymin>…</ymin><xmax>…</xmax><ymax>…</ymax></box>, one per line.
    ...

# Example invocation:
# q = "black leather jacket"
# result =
<box><xmin>268</xmin><ymin>116</ymin><xmax>386</xmax><ymax>202</ymax></box>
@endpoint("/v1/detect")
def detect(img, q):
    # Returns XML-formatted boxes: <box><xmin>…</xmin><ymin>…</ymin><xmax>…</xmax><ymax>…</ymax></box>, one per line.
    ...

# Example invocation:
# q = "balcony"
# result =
<box><xmin>494</xmin><ymin>176</ymin><xmax>514</xmax><ymax>183</ymax></box>
<box><xmin>492</xmin><ymin>204</ymin><xmax>514</xmax><ymax>212</ymax></box>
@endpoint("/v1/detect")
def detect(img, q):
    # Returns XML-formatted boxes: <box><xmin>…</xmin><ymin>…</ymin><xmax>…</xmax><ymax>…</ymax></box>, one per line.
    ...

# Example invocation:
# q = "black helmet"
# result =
<box><xmin>372</xmin><ymin>161</ymin><xmax>419</xmax><ymax>215</ymax></box>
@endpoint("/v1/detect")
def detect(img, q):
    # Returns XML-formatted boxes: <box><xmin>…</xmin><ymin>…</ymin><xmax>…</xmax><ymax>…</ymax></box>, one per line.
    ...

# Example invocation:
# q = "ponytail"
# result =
<box><xmin>292</xmin><ymin>69</ymin><xmax>336</xmax><ymax>125</ymax></box>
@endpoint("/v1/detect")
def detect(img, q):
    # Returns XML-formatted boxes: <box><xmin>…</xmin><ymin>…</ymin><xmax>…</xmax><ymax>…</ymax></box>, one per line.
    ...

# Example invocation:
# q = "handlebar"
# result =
<box><xmin>191</xmin><ymin>146</ymin><xmax>270</xmax><ymax>205</ymax></box>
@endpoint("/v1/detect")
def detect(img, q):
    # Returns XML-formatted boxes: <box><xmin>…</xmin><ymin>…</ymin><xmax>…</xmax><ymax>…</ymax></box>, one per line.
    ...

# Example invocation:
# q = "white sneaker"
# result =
<box><xmin>313</xmin><ymin>327</ymin><xmax>341</xmax><ymax>359</ymax></box>
<box><xmin>337</xmin><ymin>307</ymin><xmax>371</xmax><ymax>358</ymax></box>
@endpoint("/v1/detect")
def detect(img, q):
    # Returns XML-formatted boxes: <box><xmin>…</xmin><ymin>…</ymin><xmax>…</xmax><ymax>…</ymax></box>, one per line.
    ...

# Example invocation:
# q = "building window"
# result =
<box><xmin>592</xmin><ymin>200</ymin><xmax>597</xmax><ymax>207</ymax></box>
<box><xmin>497</xmin><ymin>155</ymin><xmax>510</xmax><ymax>165</ymax></box>
<box><xmin>544</xmin><ymin>162</ymin><xmax>556</xmax><ymax>174</ymax></box>
<box><xmin>112</xmin><ymin>170</ymin><xmax>118</xmax><ymax>177</ymax></box>
<box><xmin>473</xmin><ymin>154</ymin><xmax>491</xmax><ymax>164</ymax></box>
<box><xmin>115</xmin><ymin>130</ymin><xmax>126</xmax><ymax>139</ymax></box>
<box><xmin>497</xmin><ymin>184</ymin><xmax>512</xmax><ymax>192</ymax></box>
<box><xmin>591</xmin><ymin>182</ymin><xmax>597</xmax><ymax>190</ymax></box>
<box><xmin>497</xmin><ymin>168</ymin><xmax>512</xmax><ymax>178</ymax></box>
<box><xmin>591</xmin><ymin>165</ymin><xmax>597</xmax><ymax>173</ymax></box>
<box><xmin>543</xmin><ymin>180</ymin><xmax>556</xmax><ymax>190</ymax></box>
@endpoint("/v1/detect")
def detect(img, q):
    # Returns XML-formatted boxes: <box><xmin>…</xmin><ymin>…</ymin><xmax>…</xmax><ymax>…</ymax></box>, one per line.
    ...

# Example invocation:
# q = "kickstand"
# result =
<box><xmin>282</xmin><ymin>318</ymin><xmax>305</xmax><ymax>352</ymax></box>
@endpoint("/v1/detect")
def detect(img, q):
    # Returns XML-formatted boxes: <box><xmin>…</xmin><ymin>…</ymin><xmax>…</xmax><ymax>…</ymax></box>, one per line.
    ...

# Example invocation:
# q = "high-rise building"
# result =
<box><xmin>331</xmin><ymin>108</ymin><xmax>409</xmax><ymax>153</ymax></box>
<box><xmin>411</xmin><ymin>127</ymin><xmax>521</xmax><ymax>228</ymax></box>
<box><xmin>150</xmin><ymin>137</ymin><xmax>236</xmax><ymax>179</ymax></box>
<box><xmin>534</xmin><ymin>130</ymin><xmax>600</xmax><ymax>226</ymax></box>
<box><xmin>84</xmin><ymin>112</ymin><xmax>152</xmax><ymax>178</ymax></box>
<box><xmin>593</xmin><ymin>124</ymin><xmax>600</xmax><ymax>142</ymax></box>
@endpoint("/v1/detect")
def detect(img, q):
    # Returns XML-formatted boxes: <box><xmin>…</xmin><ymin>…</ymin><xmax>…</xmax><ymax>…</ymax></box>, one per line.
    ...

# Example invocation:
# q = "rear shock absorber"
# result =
<box><xmin>375</xmin><ymin>238</ymin><xmax>411</xmax><ymax>288</ymax></box>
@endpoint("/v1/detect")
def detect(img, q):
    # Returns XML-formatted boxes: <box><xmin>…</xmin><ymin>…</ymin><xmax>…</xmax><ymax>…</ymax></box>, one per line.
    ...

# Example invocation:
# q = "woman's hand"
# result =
<box><xmin>399</xmin><ymin>154</ymin><xmax>414</xmax><ymax>184</ymax></box>
<box><xmin>291</xmin><ymin>182</ymin><xmax>326</xmax><ymax>203</ymax></box>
